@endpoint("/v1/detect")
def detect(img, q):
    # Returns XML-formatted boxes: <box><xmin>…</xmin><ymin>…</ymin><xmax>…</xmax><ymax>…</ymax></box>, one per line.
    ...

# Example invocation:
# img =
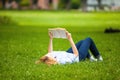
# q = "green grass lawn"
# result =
<box><xmin>0</xmin><ymin>11</ymin><xmax>120</xmax><ymax>80</ymax></box>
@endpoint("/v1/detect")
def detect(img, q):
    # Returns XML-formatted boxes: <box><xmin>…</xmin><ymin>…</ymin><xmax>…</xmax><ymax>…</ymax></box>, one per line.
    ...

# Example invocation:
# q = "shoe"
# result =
<box><xmin>90</xmin><ymin>56</ymin><xmax>97</xmax><ymax>62</ymax></box>
<box><xmin>97</xmin><ymin>55</ymin><xmax>103</xmax><ymax>61</ymax></box>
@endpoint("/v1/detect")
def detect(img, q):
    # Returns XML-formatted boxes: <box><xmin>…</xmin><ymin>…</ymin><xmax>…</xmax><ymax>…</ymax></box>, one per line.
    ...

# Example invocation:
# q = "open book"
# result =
<box><xmin>48</xmin><ymin>28</ymin><xmax>67</xmax><ymax>39</ymax></box>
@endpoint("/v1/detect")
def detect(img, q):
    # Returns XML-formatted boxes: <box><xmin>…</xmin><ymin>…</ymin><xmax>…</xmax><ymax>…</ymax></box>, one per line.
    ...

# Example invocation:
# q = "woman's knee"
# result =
<box><xmin>85</xmin><ymin>37</ymin><xmax>93</xmax><ymax>41</ymax></box>
<box><xmin>83</xmin><ymin>37</ymin><xmax>94</xmax><ymax>44</ymax></box>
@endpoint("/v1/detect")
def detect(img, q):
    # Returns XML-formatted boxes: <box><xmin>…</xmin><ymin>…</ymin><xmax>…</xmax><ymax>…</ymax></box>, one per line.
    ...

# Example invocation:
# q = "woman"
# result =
<box><xmin>35</xmin><ymin>31</ymin><xmax>103</xmax><ymax>65</ymax></box>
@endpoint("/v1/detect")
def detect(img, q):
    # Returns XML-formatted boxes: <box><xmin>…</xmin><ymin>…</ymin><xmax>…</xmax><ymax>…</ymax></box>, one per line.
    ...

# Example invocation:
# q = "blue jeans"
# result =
<box><xmin>66</xmin><ymin>37</ymin><xmax>100</xmax><ymax>61</ymax></box>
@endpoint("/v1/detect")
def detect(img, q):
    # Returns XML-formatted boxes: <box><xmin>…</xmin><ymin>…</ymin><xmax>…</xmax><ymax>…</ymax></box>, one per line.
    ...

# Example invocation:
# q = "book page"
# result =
<box><xmin>48</xmin><ymin>28</ymin><xmax>67</xmax><ymax>39</ymax></box>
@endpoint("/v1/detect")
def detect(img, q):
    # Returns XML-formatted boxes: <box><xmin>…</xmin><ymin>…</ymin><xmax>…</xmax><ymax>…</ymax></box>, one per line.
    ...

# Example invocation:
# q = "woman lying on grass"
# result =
<box><xmin>35</xmin><ymin>30</ymin><xmax>103</xmax><ymax>65</ymax></box>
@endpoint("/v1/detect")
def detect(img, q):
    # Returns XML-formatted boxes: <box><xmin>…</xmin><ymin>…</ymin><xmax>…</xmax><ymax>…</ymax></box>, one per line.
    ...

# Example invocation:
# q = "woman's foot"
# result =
<box><xmin>97</xmin><ymin>55</ymin><xmax>103</xmax><ymax>61</ymax></box>
<box><xmin>89</xmin><ymin>56</ymin><xmax>97</xmax><ymax>62</ymax></box>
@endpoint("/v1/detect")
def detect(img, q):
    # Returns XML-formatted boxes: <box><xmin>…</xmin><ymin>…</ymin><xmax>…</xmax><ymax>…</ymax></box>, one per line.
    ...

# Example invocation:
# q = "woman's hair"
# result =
<box><xmin>35</xmin><ymin>56</ymin><xmax>58</xmax><ymax>65</ymax></box>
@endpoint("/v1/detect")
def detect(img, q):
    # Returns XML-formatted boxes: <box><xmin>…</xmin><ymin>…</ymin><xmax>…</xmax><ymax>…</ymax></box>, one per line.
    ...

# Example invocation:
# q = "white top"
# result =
<box><xmin>47</xmin><ymin>51</ymin><xmax>79</xmax><ymax>64</ymax></box>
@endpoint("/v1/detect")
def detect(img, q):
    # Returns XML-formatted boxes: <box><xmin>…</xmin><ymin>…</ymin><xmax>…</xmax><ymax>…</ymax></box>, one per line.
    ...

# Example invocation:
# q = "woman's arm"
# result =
<box><xmin>66</xmin><ymin>32</ymin><xmax>78</xmax><ymax>56</ymax></box>
<box><xmin>48</xmin><ymin>32</ymin><xmax>53</xmax><ymax>53</ymax></box>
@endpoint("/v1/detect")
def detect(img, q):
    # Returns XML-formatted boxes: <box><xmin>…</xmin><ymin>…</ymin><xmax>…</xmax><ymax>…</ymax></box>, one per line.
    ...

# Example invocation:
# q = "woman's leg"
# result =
<box><xmin>78</xmin><ymin>37</ymin><xmax>100</xmax><ymax>61</ymax></box>
<box><xmin>66</xmin><ymin>39</ymin><xmax>91</xmax><ymax>60</ymax></box>
<box><xmin>67</xmin><ymin>37</ymin><xmax>100</xmax><ymax>61</ymax></box>
<box><xmin>86</xmin><ymin>52</ymin><xmax>91</xmax><ymax>58</ymax></box>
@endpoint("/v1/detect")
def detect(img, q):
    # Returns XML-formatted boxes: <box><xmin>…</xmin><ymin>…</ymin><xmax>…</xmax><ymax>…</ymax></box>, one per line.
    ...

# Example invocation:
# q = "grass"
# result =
<box><xmin>0</xmin><ymin>11</ymin><xmax>120</xmax><ymax>80</ymax></box>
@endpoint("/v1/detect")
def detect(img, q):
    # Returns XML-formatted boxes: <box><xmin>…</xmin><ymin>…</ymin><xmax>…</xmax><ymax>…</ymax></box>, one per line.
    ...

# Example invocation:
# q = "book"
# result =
<box><xmin>48</xmin><ymin>28</ymin><xmax>67</xmax><ymax>39</ymax></box>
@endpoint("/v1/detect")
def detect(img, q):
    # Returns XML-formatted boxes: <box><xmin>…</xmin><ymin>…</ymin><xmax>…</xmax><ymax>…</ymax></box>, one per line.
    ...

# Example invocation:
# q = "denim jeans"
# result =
<box><xmin>66</xmin><ymin>37</ymin><xmax>100</xmax><ymax>61</ymax></box>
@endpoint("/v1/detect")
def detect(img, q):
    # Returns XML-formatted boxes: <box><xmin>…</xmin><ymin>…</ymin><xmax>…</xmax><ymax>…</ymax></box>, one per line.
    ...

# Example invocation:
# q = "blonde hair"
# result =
<box><xmin>35</xmin><ymin>56</ymin><xmax>58</xmax><ymax>65</ymax></box>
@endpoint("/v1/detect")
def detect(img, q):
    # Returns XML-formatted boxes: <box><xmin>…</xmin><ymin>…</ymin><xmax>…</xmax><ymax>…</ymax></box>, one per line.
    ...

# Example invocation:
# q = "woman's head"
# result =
<box><xmin>35</xmin><ymin>55</ymin><xmax>58</xmax><ymax>65</ymax></box>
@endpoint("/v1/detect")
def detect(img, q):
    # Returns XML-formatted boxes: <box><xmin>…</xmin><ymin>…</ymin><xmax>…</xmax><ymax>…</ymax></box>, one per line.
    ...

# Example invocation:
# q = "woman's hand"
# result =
<box><xmin>48</xmin><ymin>32</ymin><xmax>53</xmax><ymax>39</ymax></box>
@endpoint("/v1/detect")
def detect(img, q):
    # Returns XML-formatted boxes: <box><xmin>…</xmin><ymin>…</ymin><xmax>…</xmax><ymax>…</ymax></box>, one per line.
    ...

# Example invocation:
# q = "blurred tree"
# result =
<box><xmin>29</xmin><ymin>0</ymin><xmax>38</xmax><ymax>9</ymax></box>
<box><xmin>20</xmin><ymin>0</ymin><xmax>29</xmax><ymax>6</ymax></box>
<box><xmin>37</xmin><ymin>0</ymin><xmax>49</xmax><ymax>9</ymax></box>
<box><xmin>1</xmin><ymin>0</ymin><xmax>20</xmax><ymax>9</ymax></box>
<box><xmin>80</xmin><ymin>0</ymin><xmax>87</xmax><ymax>11</ymax></box>
<box><xmin>59</xmin><ymin>0</ymin><xmax>80</xmax><ymax>10</ymax></box>
<box><xmin>66</xmin><ymin>0</ymin><xmax>71</xmax><ymax>10</ymax></box>
<box><xmin>52</xmin><ymin>0</ymin><xmax>59</xmax><ymax>10</ymax></box>
<box><xmin>71</xmin><ymin>0</ymin><xmax>80</xmax><ymax>9</ymax></box>
<box><xmin>59</xmin><ymin>0</ymin><xmax>71</xmax><ymax>10</ymax></box>
<box><xmin>0</xmin><ymin>2</ymin><xmax>1</xmax><ymax>8</ymax></box>
<box><xmin>98</xmin><ymin>0</ymin><xmax>103</xmax><ymax>10</ymax></box>
<box><xmin>1</xmin><ymin>0</ymin><xmax>6</xmax><ymax>8</ymax></box>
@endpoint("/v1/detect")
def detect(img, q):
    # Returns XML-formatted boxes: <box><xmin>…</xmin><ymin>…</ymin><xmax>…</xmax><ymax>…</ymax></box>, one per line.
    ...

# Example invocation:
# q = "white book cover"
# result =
<box><xmin>48</xmin><ymin>28</ymin><xmax>67</xmax><ymax>39</ymax></box>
